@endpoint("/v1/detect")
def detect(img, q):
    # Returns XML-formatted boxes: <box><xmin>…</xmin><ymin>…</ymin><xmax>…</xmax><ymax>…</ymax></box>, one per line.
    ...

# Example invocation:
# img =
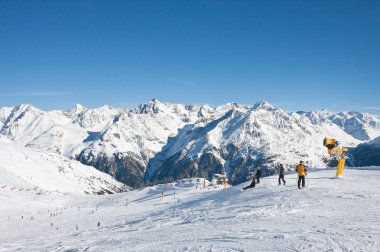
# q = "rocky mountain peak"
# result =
<box><xmin>71</xmin><ymin>104</ymin><xmax>87</xmax><ymax>114</ymax></box>
<box><xmin>136</xmin><ymin>98</ymin><xmax>167</xmax><ymax>114</ymax></box>
<box><xmin>252</xmin><ymin>101</ymin><xmax>275</xmax><ymax>111</ymax></box>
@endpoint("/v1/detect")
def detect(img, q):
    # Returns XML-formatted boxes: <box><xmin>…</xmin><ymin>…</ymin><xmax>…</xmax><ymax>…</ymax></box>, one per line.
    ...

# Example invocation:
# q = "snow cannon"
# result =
<box><xmin>323</xmin><ymin>138</ymin><xmax>338</xmax><ymax>154</ymax></box>
<box><xmin>323</xmin><ymin>137</ymin><xmax>348</xmax><ymax>177</ymax></box>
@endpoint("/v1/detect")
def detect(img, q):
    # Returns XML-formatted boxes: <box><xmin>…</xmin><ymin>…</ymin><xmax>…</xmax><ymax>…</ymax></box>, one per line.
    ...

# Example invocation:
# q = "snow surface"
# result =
<box><xmin>0</xmin><ymin>106</ymin><xmax>13</xmax><ymax>128</ymax></box>
<box><xmin>1</xmin><ymin>168</ymin><xmax>379</xmax><ymax>251</ymax></box>
<box><xmin>0</xmin><ymin>138</ymin><xmax>129</xmax><ymax>195</ymax></box>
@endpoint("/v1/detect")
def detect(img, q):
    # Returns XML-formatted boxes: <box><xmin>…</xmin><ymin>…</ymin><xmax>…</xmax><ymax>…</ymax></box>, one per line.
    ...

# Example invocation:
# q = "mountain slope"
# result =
<box><xmin>0</xmin><ymin>106</ymin><xmax>13</xmax><ymax>129</ymax></box>
<box><xmin>1</xmin><ymin>168</ymin><xmax>379</xmax><ymax>251</ymax></box>
<box><xmin>0</xmin><ymin>138</ymin><xmax>130</xmax><ymax>195</ymax></box>
<box><xmin>1</xmin><ymin>100</ymin><xmax>380</xmax><ymax>188</ymax></box>
<box><xmin>146</xmin><ymin>102</ymin><xmax>362</xmax><ymax>184</ymax></box>
<box><xmin>349</xmin><ymin>136</ymin><xmax>380</xmax><ymax>166</ymax></box>
<box><xmin>328</xmin><ymin>111</ymin><xmax>380</xmax><ymax>140</ymax></box>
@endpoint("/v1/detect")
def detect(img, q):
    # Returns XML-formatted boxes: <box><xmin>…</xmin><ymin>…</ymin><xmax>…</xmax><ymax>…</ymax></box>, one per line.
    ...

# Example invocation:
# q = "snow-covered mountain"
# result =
<box><xmin>0</xmin><ymin>138</ymin><xmax>129</xmax><ymax>195</ymax></box>
<box><xmin>146</xmin><ymin>102</ymin><xmax>371</xmax><ymax>185</ymax></box>
<box><xmin>302</xmin><ymin>110</ymin><xmax>380</xmax><ymax>141</ymax></box>
<box><xmin>349</xmin><ymin>136</ymin><xmax>380</xmax><ymax>166</ymax></box>
<box><xmin>1</xmin><ymin>100</ymin><xmax>380</xmax><ymax>188</ymax></box>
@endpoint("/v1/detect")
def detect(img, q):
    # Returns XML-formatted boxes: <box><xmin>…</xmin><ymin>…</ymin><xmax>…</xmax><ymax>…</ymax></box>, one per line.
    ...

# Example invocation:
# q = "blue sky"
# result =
<box><xmin>0</xmin><ymin>0</ymin><xmax>379</xmax><ymax>113</ymax></box>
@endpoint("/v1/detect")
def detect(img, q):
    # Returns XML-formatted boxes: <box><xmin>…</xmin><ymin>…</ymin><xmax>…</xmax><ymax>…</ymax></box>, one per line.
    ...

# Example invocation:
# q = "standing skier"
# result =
<box><xmin>256</xmin><ymin>168</ymin><xmax>261</xmax><ymax>184</ymax></box>
<box><xmin>296</xmin><ymin>161</ymin><xmax>307</xmax><ymax>189</ymax></box>
<box><xmin>278</xmin><ymin>163</ymin><xmax>286</xmax><ymax>185</ymax></box>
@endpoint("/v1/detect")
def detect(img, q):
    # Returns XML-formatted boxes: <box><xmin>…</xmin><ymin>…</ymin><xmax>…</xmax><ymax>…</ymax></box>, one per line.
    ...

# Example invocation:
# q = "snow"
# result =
<box><xmin>1</xmin><ymin>168</ymin><xmax>379</xmax><ymax>251</ymax></box>
<box><xmin>0</xmin><ymin>106</ymin><xmax>13</xmax><ymax>128</ymax></box>
<box><xmin>0</xmin><ymin>138</ymin><xmax>129</xmax><ymax>195</ymax></box>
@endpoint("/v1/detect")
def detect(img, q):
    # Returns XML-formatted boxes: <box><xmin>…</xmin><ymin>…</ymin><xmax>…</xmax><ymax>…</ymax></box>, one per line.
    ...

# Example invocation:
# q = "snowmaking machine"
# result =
<box><xmin>323</xmin><ymin>137</ymin><xmax>348</xmax><ymax>177</ymax></box>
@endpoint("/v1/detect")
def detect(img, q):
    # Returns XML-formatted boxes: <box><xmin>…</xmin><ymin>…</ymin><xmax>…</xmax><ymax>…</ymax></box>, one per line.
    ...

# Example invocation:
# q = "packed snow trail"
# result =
<box><xmin>0</xmin><ymin>168</ymin><xmax>379</xmax><ymax>251</ymax></box>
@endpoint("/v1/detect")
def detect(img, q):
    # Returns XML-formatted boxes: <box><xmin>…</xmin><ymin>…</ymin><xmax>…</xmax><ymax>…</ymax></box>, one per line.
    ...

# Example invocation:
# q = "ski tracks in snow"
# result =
<box><xmin>1</xmin><ymin>169</ymin><xmax>379</xmax><ymax>251</ymax></box>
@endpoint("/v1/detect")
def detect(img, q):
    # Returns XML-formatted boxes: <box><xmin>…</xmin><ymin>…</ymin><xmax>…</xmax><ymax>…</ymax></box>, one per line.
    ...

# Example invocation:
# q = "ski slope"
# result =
<box><xmin>0</xmin><ymin>168</ymin><xmax>379</xmax><ymax>251</ymax></box>
<box><xmin>0</xmin><ymin>138</ymin><xmax>129</xmax><ymax>195</ymax></box>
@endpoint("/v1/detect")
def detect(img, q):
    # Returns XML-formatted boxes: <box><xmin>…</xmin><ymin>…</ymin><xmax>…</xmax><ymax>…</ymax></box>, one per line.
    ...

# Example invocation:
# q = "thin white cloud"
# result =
<box><xmin>0</xmin><ymin>91</ymin><xmax>69</xmax><ymax>97</ymax></box>
<box><xmin>358</xmin><ymin>106</ymin><xmax>380</xmax><ymax>110</ymax></box>
<box><xmin>168</xmin><ymin>79</ymin><xmax>196</xmax><ymax>86</ymax></box>
<box><xmin>113</xmin><ymin>102</ymin><xmax>139</xmax><ymax>108</ymax></box>
<box><xmin>274</xmin><ymin>102</ymin><xmax>296</xmax><ymax>107</ymax></box>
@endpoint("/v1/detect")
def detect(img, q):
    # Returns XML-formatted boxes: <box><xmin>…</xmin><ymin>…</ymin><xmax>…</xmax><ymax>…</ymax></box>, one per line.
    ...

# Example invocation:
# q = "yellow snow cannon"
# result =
<box><xmin>323</xmin><ymin>138</ymin><xmax>348</xmax><ymax>177</ymax></box>
<box><xmin>323</xmin><ymin>138</ymin><xmax>338</xmax><ymax>154</ymax></box>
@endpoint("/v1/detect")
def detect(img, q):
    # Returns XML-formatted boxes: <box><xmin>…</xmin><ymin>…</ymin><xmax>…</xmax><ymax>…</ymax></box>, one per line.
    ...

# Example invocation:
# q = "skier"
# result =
<box><xmin>241</xmin><ymin>176</ymin><xmax>256</xmax><ymax>191</ymax></box>
<box><xmin>256</xmin><ymin>168</ymin><xmax>261</xmax><ymax>183</ymax></box>
<box><xmin>278</xmin><ymin>163</ymin><xmax>286</xmax><ymax>185</ymax></box>
<box><xmin>296</xmin><ymin>161</ymin><xmax>307</xmax><ymax>189</ymax></box>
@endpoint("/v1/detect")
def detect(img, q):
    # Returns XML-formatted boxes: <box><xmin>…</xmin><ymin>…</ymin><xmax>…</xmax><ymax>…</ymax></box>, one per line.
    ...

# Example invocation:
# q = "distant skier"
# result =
<box><xmin>256</xmin><ymin>168</ymin><xmax>261</xmax><ymax>183</ymax></box>
<box><xmin>241</xmin><ymin>176</ymin><xmax>256</xmax><ymax>191</ymax></box>
<box><xmin>278</xmin><ymin>164</ymin><xmax>286</xmax><ymax>185</ymax></box>
<box><xmin>296</xmin><ymin>161</ymin><xmax>307</xmax><ymax>189</ymax></box>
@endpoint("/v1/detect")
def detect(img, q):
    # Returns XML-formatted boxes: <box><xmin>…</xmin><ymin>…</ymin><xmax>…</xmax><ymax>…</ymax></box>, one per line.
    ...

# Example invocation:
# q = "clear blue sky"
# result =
<box><xmin>0</xmin><ymin>0</ymin><xmax>379</xmax><ymax>113</ymax></box>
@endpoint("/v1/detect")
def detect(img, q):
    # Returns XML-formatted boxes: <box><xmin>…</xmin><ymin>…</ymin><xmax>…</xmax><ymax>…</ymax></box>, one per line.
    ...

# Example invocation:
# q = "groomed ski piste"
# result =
<box><xmin>1</xmin><ymin>168</ymin><xmax>379</xmax><ymax>251</ymax></box>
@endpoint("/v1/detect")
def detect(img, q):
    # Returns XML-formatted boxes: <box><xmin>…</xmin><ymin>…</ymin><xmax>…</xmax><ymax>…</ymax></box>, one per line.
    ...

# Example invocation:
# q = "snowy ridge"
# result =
<box><xmin>1</xmin><ymin>100</ymin><xmax>380</xmax><ymax>188</ymax></box>
<box><xmin>0</xmin><ymin>106</ymin><xmax>13</xmax><ymax>128</ymax></box>
<box><xmin>0</xmin><ymin>138</ymin><xmax>130</xmax><ymax>195</ymax></box>
<box><xmin>295</xmin><ymin>110</ymin><xmax>380</xmax><ymax>140</ymax></box>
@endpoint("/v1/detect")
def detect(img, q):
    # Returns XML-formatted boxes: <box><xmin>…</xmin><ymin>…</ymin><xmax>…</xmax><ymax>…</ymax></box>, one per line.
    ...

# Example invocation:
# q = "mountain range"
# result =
<box><xmin>1</xmin><ymin>99</ymin><xmax>380</xmax><ymax>188</ymax></box>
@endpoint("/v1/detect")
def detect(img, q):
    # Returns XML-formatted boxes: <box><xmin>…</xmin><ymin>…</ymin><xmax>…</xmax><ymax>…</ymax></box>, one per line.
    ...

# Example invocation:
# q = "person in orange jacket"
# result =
<box><xmin>296</xmin><ymin>161</ymin><xmax>307</xmax><ymax>189</ymax></box>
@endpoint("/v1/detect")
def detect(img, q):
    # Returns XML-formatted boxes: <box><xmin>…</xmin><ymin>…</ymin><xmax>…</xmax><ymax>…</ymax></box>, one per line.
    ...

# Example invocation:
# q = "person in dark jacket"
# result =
<box><xmin>278</xmin><ymin>163</ymin><xmax>286</xmax><ymax>185</ymax></box>
<box><xmin>241</xmin><ymin>176</ymin><xmax>256</xmax><ymax>190</ymax></box>
<box><xmin>256</xmin><ymin>168</ymin><xmax>261</xmax><ymax>183</ymax></box>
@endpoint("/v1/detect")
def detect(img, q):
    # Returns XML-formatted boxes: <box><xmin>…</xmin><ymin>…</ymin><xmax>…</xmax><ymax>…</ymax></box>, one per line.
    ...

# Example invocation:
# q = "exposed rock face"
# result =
<box><xmin>150</xmin><ymin>149</ymin><xmax>225</xmax><ymax>183</ymax></box>
<box><xmin>77</xmin><ymin>151</ymin><xmax>146</xmax><ymax>188</ymax></box>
